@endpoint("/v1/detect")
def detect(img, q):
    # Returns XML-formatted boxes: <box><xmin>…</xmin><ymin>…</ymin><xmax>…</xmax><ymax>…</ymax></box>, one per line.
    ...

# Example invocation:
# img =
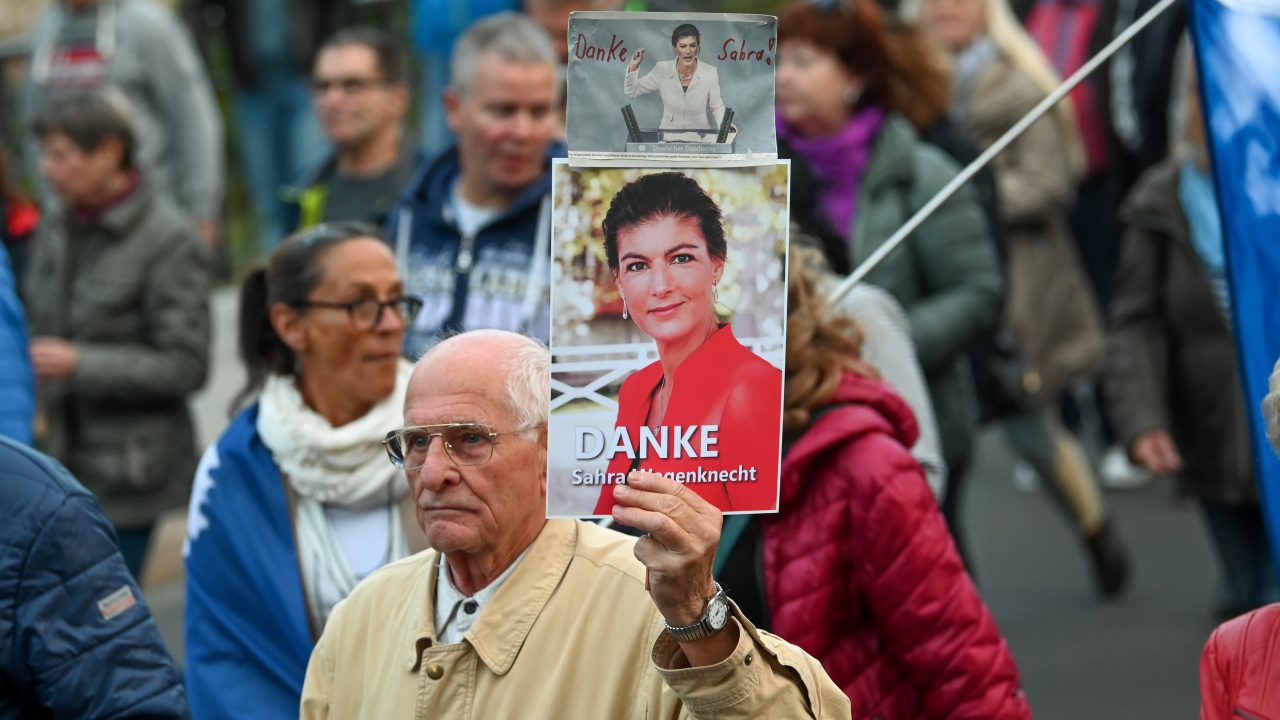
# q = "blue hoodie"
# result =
<box><xmin>386</xmin><ymin>142</ymin><xmax>565</xmax><ymax>357</ymax></box>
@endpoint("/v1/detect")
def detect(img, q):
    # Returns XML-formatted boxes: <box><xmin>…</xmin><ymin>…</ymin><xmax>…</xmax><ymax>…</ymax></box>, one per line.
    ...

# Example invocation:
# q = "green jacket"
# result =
<box><xmin>850</xmin><ymin>114</ymin><xmax>1004</xmax><ymax>470</ymax></box>
<box><xmin>25</xmin><ymin>179</ymin><xmax>210</xmax><ymax>528</ymax></box>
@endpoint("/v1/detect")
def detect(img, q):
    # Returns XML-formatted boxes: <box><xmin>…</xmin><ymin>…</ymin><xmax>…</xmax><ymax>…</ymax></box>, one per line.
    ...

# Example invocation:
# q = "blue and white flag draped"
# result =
<box><xmin>1190</xmin><ymin>0</ymin><xmax>1280</xmax><ymax>576</ymax></box>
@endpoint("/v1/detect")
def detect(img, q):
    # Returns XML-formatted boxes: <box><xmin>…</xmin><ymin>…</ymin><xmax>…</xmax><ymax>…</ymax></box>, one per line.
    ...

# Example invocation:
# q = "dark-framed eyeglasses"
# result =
<box><xmin>383</xmin><ymin>423</ymin><xmax>542</xmax><ymax>470</ymax></box>
<box><xmin>295</xmin><ymin>295</ymin><xmax>424</xmax><ymax>330</ymax></box>
<box><xmin>310</xmin><ymin>76</ymin><xmax>389</xmax><ymax>96</ymax></box>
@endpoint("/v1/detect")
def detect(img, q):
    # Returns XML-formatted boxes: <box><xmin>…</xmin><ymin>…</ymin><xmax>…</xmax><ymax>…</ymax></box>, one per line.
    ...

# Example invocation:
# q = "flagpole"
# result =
<box><xmin>826</xmin><ymin>0</ymin><xmax>1184</xmax><ymax>306</ymax></box>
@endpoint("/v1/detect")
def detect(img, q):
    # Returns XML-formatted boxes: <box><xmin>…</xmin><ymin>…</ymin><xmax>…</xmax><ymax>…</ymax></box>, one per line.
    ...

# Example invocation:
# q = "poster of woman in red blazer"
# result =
<box><xmin>547</xmin><ymin>164</ymin><xmax>788</xmax><ymax>517</ymax></box>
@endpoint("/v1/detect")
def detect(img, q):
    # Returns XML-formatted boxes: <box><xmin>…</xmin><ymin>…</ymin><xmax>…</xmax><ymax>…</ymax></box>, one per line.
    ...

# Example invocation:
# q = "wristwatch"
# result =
<box><xmin>664</xmin><ymin>582</ymin><xmax>731</xmax><ymax>642</ymax></box>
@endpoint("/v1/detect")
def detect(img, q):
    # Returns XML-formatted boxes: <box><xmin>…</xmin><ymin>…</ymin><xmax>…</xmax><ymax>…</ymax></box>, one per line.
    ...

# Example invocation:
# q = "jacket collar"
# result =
<box><xmin>779</xmin><ymin>371</ymin><xmax>919</xmax><ymax>508</ymax></box>
<box><xmin>290</xmin><ymin>140</ymin><xmax>424</xmax><ymax>193</ymax></box>
<box><xmin>407</xmin><ymin>518</ymin><xmax>578</xmax><ymax>675</ymax></box>
<box><xmin>66</xmin><ymin>173</ymin><xmax>151</xmax><ymax>237</ymax></box>
<box><xmin>405</xmin><ymin>141</ymin><xmax>566</xmax><ymax>231</ymax></box>
<box><xmin>620</xmin><ymin>323</ymin><xmax>742</xmax><ymax>404</ymax></box>
<box><xmin>858</xmin><ymin>113</ymin><xmax>918</xmax><ymax>195</ymax></box>
<box><xmin>1119</xmin><ymin>159</ymin><xmax>1188</xmax><ymax>243</ymax></box>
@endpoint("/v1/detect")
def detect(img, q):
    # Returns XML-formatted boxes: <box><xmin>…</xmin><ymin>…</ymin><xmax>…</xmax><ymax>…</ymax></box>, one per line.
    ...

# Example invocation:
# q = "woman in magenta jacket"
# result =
<box><xmin>761</xmin><ymin>251</ymin><xmax>1031</xmax><ymax>718</ymax></box>
<box><xmin>593</xmin><ymin>172</ymin><xmax>782</xmax><ymax>516</ymax></box>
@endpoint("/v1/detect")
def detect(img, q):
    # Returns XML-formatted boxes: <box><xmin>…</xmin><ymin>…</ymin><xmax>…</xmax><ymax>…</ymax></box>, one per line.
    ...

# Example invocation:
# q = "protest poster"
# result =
<box><xmin>546</xmin><ymin>160</ymin><xmax>790</xmax><ymax>518</ymax></box>
<box><xmin>565</xmin><ymin>11</ymin><xmax>778</xmax><ymax>167</ymax></box>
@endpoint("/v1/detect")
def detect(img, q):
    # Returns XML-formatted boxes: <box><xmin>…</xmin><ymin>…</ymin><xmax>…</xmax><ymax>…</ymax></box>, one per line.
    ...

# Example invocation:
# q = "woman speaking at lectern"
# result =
<box><xmin>624</xmin><ymin>23</ymin><xmax>729</xmax><ymax>133</ymax></box>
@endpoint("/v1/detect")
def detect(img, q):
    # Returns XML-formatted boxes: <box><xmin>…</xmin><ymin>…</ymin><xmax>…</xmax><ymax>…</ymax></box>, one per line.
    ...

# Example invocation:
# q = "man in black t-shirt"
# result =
<box><xmin>281</xmin><ymin>27</ymin><xmax>422</xmax><ymax>245</ymax></box>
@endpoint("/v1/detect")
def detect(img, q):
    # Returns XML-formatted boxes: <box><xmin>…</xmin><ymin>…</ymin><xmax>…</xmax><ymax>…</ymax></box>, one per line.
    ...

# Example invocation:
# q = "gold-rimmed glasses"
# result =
<box><xmin>383</xmin><ymin>423</ymin><xmax>540</xmax><ymax>470</ymax></box>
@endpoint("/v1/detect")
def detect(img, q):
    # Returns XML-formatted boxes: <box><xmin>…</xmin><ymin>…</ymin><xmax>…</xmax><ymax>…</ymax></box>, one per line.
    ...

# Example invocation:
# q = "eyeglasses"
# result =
<box><xmin>310</xmin><ymin>76</ymin><xmax>389</xmax><ymax>96</ymax></box>
<box><xmin>383</xmin><ymin>423</ymin><xmax>542</xmax><ymax>470</ymax></box>
<box><xmin>295</xmin><ymin>295</ymin><xmax>424</xmax><ymax>330</ymax></box>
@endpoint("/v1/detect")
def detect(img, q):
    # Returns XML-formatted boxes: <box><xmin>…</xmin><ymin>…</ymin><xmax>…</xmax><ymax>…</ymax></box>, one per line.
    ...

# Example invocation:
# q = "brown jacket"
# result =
<box><xmin>962</xmin><ymin>57</ymin><xmax>1104</xmax><ymax>400</ymax></box>
<box><xmin>1104</xmin><ymin>160</ymin><xmax>1254</xmax><ymax>503</ymax></box>
<box><xmin>301</xmin><ymin>519</ymin><xmax>851</xmax><ymax>719</ymax></box>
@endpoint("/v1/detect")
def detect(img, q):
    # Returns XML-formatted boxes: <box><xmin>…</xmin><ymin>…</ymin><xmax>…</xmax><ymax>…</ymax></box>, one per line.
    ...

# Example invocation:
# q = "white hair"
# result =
<box><xmin>505</xmin><ymin>335</ymin><xmax>550</xmax><ymax>435</ymax></box>
<box><xmin>449</xmin><ymin>12</ymin><xmax>557</xmax><ymax>98</ymax></box>
<box><xmin>1265</xmin><ymin>357</ymin><xmax>1280</xmax><ymax>456</ymax></box>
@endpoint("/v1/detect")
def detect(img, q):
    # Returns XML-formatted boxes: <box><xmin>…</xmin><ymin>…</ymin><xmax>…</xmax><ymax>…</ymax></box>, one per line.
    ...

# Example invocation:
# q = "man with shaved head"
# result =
<box><xmin>301</xmin><ymin>330</ymin><xmax>849</xmax><ymax>718</ymax></box>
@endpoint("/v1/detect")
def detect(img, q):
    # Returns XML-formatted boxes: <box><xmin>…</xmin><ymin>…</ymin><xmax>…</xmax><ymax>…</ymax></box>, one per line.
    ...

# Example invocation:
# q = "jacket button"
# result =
<box><xmin>744</xmin><ymin>652</ymin><xmax>753</xmax><ymax>666</ymax></box>
<box><xmin>426</xmin><ymin>663</ymin><xmax>444</xmax><ymax>680</ymax></box>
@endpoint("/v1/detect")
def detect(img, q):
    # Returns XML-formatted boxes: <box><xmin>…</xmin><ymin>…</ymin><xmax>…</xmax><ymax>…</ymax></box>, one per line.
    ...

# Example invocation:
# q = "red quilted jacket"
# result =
<box><xmin>1200</xmin><ymin>603</ymin><xmax>1280</xmax><ymax>720</ymax></box>
<box><xmin>764</xmin><ymin>372</ymin><xmax>1031</xmax><ymax>719</ymax></box>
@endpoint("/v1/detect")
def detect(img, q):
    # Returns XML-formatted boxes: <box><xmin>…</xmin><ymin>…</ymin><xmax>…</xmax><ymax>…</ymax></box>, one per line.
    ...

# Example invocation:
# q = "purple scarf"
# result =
<box><xmin>779</xmin><ymin>107</ymin><xmax>886</xmax><ymax>241</ymax></box>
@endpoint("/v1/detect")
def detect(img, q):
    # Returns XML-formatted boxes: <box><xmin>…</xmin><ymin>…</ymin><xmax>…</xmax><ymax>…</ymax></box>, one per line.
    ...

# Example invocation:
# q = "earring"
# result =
<box><xmin>713</xmin><ymin>284</ymin><xmax>719</xmax><ymax>304</ymax></box>
<box><xmin>621</xmin><ymin>296</ymin><xmax>629</xmax><ymax>320</ymax></box>
<box><xmin>844</xmin><ymin>86</ymin><xmax>862</xmax><ymax>105</ymax></box>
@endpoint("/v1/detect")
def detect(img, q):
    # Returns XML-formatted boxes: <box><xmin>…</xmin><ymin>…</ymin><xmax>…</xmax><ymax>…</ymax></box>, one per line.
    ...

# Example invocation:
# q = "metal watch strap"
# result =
<box><xmin>664</xmin><ymin>582</ymin><xmax>728</xmax><ymax>642</ymax></box>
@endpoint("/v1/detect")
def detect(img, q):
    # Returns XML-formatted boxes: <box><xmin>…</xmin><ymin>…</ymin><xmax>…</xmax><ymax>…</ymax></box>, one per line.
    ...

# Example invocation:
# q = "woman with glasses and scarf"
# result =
<box><xmin>184</xmin><ymin>222</ymin><xmax>428</xmax><ymax>719</ymax></box>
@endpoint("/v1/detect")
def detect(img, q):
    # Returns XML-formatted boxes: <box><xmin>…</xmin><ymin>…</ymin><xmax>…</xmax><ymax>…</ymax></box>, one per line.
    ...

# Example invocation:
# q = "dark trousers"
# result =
<box><xmin>1200</xmin><ymin>499</ymin><xmax>1275</xmax><ymax>614</ymax></box>
<box><xmin>115</xmin><ymin>525</ymin><xmax>155</xmax><ymax>583</ymax></box>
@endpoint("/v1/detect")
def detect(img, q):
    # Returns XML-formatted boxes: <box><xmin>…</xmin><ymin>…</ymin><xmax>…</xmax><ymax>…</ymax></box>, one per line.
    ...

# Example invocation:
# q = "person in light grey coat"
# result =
<box><xmin>24</xmin><ymin>91</ymin><xmax>210</xmax><ymax>580</ymax></box>
<box><xmin>835</xmin><ymin>282</ymin><xmax>948</xmax><ymax>498</ymax></box>
<box><xmin>24</xmin><ymin>0</ymin><xmax>223</xmax><ymax>245</ymax></box>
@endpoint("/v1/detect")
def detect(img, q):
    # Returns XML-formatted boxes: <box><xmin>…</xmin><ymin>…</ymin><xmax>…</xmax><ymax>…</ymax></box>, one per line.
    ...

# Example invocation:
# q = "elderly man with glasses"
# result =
<box><xmin>300</xmin><ymin>329</ymin><xmax>849</xmax><ymax>719</ymax></box>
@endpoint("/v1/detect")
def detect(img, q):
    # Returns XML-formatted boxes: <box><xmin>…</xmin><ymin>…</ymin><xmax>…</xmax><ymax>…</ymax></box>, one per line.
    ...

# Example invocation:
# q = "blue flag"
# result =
<box><xmin>184</xmin><ymin>406</ymin><xmax>314</xmax><ymax>719</ymax></box>
<box><xmin>1190</xmin><ymin>0</ymin><xmax>1280</xmax><ymax>575</ymax></box>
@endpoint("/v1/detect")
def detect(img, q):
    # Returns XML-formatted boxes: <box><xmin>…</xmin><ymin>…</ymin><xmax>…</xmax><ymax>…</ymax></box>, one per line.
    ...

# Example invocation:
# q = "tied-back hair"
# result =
<box><xmin>601</xmin><ymin>172</ymin><xmax>727</xmax><ymax>270</ymax></box>
<box><xmin>783</xmin><ymin>248</ymin><xmax>878</xmax><ymax>437</ymax></box>
<box><xmin>980</xmin><ymin>0</ymin><xmax>1087</xmax><ymax>179</ymax></box>
<box><xmin>779</xmin><ymin>0</ymin><xmax>953</xmax><ymax>131</ymax></box>
<box><xmin>231</xmin><ymin>221</ymin><xmax>382</xmax><ymax>414</ymax></box>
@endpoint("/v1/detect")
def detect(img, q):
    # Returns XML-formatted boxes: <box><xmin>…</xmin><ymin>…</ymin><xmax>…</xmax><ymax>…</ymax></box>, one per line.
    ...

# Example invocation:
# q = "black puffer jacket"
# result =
<box><xmin>0</xmin><ymin>435</ymin><xmax>188</xmax><ymax>719</ymax></box>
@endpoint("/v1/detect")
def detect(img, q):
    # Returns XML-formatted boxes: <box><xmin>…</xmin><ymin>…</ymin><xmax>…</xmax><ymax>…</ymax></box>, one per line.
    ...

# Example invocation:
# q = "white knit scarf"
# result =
<box><xmin>257</xmin><ymin>360</ymin><xmax>413</xmax><ymax>629</ymax></box>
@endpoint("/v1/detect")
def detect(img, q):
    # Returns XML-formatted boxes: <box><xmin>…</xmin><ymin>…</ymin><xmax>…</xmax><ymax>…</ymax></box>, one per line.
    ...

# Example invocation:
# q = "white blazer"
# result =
<box><xmin>624</xmin><ymin>59</ymin><xmax>726</xmax><ymax>131</ymax></box>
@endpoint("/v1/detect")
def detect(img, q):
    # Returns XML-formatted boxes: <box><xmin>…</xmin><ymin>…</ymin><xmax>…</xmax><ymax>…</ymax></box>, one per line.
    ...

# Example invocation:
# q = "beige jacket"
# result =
<box><xmin>963</xmin><ymin>57</ymin><xmax>1104</xmax><ymax>400</ymax></box>
<box><xmin>301</xmin><ymin>519</ymin><xmax>850</xmax><ymax>719</ymax></box>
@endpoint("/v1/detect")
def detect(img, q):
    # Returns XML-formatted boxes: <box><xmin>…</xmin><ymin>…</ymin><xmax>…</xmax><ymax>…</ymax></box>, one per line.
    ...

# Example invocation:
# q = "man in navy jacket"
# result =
<box><xmin>387</xmin><ymin>13</ymin><xmax>564</xmax><ymax>357</ymax></box>
<box><xmin>0</xmin><ymin>435</ymin><xmax>188</xmax><ymax>719</ymax></box>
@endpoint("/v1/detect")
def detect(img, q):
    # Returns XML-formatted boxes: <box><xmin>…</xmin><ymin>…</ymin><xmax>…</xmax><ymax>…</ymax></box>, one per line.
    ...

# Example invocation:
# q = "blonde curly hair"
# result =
<box><xmin>784</xmin><ymin>248</ymin><xmax>879</xmax><ymax>437</ymax></box>
<box><xmin>1264</xmin><ymin>357</ymin><xmax>1280</xmax><ymax>455</ymax></box>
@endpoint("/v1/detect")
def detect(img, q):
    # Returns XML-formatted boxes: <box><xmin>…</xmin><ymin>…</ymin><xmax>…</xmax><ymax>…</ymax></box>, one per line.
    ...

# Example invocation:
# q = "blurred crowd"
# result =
<box><xmin>0</xmin><ymin>0</ymin><xmax>1277</xmax><ymax>718</ymax></box>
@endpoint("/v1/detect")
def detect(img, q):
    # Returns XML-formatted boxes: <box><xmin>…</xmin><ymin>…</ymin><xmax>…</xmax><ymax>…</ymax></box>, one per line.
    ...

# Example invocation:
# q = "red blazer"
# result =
<box><xmin>1200</xmin><ymin>603</ymin><xmax>1280</xmax><ymax>720</ymax></box>
<box><xmin>594</xmin><ymin>325</ymin><xmax>781</xmax><ymax>514</ymax></box>
<box><xmin>765</xmin><ymin>372</ymin><xmax>1031</xmax><ymax>719</ymax></box>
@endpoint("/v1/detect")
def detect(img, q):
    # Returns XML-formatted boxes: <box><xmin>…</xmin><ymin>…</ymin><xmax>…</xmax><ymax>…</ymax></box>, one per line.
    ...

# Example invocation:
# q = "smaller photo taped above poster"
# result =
<box><xmin>566</xmin><ymin>11</ymin><xmax>778</xmax><ymax>167</ymax></box>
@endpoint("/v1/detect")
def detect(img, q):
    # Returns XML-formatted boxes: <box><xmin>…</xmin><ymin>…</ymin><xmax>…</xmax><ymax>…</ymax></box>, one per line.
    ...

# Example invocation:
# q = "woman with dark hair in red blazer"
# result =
<box><xmin>593</xmin><ymin>172</ymin><xmax>782</xmax><ymax>515</ymax></box>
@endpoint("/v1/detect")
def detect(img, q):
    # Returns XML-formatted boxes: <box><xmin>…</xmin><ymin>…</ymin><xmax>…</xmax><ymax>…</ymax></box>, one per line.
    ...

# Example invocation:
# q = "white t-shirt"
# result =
<box><xmin>452</xmin><ymin>181</ymin><xmax>501</xmax><ymax>238</ymax></box>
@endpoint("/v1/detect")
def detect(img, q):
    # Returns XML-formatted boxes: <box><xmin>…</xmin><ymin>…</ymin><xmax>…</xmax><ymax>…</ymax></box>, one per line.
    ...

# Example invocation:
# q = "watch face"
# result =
<box><xmin>707</xmin><ymin>597</ymin><xmax>729</xmax><ymax>630</ymax></box>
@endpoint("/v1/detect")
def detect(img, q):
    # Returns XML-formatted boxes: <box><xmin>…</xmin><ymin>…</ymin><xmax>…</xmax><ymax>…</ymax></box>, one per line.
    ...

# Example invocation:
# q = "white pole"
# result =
<box><xmin>826</xmin><ymin>0</ymin><xmax>1184</xmax><ymax>305</ymax></box>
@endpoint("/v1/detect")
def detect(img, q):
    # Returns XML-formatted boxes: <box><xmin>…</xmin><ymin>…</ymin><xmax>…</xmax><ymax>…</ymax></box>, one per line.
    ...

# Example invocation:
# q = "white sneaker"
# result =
<box><xmin>1012</xmin><ymin>461</ymin><xmax>1041</xmax><ymax>493</ymax></box>
<box><xmin>1099</xmin><ymin>445</ymin><xmax>1153</xmax><ymax>490</ymax></box>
